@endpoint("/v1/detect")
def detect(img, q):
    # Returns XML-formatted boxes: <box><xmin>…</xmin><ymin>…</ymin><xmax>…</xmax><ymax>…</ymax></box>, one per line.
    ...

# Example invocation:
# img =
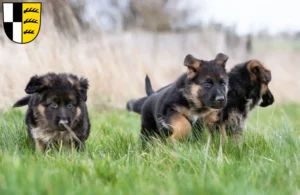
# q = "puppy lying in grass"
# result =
<box><xmin>134</xmin><ymin>53</ymin><xmax>230</xmax><ymax>144</ymax></box>
<box><xmin>13</xmin><ymin>73</ymin><xmax>91</xmax><ymax>152</ymax></box>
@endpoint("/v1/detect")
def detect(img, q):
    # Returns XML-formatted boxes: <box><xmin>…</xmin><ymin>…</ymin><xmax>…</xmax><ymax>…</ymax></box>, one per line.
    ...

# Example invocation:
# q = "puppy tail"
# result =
<box><xmin>126</xmin><ymin>74</ymin><xmax>153</xmax><ymax>114</ymax></box>
<box><xmin>145</xmin><ymin>74</ymin><xmax>154</xmax><ymax>96</ymax></box>
<box><xmin>126</xmin><ymin>97</ymin><xmax>148</xmax><ymax>114</ymax></box>
<box><xmin>13</xmin><ymin>95</ymin><xmax>31</xmax><ymax>108</ymax></box>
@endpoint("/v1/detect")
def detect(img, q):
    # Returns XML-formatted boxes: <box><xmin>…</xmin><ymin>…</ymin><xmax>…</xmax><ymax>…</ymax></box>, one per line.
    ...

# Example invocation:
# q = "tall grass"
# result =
<box><xmin>0</xmin><ymin>104</ymin><xmax>300</xmax><ymax>194</ymax></box>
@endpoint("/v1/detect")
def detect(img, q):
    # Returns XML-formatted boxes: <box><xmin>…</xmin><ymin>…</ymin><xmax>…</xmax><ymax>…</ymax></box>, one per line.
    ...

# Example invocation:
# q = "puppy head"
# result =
<box><xmin>246</xmin><ymin>60</ymin><xmax>274</xmax><ymax>107</ymax></box>
<box><xmin>183</xmin><ymin>53</ymin><xmax>229</xmax><ymax>110</ymax></box>
<box><xmin>25</xmin><ymin>73</ymin><xmax>89</xmax><ymax>131</ymax></box>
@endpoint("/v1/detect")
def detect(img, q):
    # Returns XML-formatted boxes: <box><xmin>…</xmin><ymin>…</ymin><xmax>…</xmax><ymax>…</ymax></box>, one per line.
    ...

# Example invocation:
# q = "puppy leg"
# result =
<box><xmin>206</xmin><ymin>124</ymin><xmax>216</xmax><ymax>138</ymax></box>
<box><xmin>203</xmin><ymin>111</ymin><xmax>220</xmax><ymax>138</ymax></box>
<box><xmin>220</xmin><ymin>124</ymin><xmax>228</xmax><ymax>142</ymax></box>
<box><xmin>34</xmin><ymin>139</ymin><xmax>46</xmax><ymax>152</ymax></box>
<box><xmin>231</xmin><ymin>119</ymin><xmax>244</xmax><ymax>146</ymax></box>
<box><xmin>167</xmin><ymin>114</ymin><xmax>192</xmax><ymax>143</ymax></box>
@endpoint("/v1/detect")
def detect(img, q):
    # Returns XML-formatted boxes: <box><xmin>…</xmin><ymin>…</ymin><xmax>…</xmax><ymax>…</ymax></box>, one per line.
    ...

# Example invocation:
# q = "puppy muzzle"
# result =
<box><xmin>58</xmin><ymin>119</ymin><xmax>69</xmax><ymax>131</ymax></box>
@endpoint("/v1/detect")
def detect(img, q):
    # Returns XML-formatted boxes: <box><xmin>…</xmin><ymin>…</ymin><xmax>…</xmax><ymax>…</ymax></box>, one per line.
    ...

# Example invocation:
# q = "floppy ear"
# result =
<box><xmin>184</xmin><ymin>54</ymin><xmax>201</xmax><ymax>79</ymax></box>
<box><xmin>214</xmin><ymin>53</ymin><xmax>229</xmax><ymax>68</ymax></box>
<box><xmin>247</xmin><ymin>60</ymin><xmax>270</xmax><ymax>81</ymax></box>
<box><xmin>25</xmin><ymin>75</ymin><xmax>47</xmax><ymax>94</ymax></box>
<box><xmin>78</xmin><ymin>78</ymin><xmax>89</xmax><ymax>101</ymax></box>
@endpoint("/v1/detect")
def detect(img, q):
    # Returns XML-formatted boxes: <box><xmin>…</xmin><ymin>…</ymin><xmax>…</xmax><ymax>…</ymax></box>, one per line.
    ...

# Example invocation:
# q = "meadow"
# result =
<box><xmin>0</xmin><ymin>103</ymin><xmax>299</xmax><ymax>195</ymax></box>
<box><xmin>1</xmin><ymin>6</ymin><xmax>300</xmax><ymax>194</ymax></box>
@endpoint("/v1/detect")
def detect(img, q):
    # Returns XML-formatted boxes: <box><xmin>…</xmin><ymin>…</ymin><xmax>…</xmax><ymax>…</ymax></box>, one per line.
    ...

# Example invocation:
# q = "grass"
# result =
<box><xmin>0</xmin><ymin>103</ymin><xmax>300</xmax><ymax>195</ymax></box>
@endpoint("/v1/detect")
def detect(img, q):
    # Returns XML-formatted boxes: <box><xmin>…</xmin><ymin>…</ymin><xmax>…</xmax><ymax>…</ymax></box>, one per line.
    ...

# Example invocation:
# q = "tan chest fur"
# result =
<box><xmin>31</xmin><ymin>127</ymin><xmax>74</xmax><ymax>144</ymax></box>
<box><xmin>174</xmin><ymin>106</ymin><xmax>219</xmax><ymax>124</ymax></box>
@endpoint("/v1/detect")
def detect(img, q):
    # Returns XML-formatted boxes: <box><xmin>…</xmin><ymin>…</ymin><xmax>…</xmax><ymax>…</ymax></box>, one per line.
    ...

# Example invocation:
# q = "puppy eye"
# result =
<box><xmin>67</xmin><ymin>102</ymin><xmax>75</xmax><ymax>109</ymax></box>
<box><xmin>203</xmin><ymin>81</ymin><xmax>212</xmax><ymax>88</ymax></box>
<box><xmin>50</xmin><ymin>102</ymin><xmax>58</xmax><ymax>109</ymax></box>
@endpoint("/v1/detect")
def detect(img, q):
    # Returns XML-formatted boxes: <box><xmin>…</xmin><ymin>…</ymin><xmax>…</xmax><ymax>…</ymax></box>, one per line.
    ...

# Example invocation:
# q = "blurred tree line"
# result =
<box><xmin>0</xmin><ymin>0</ymin><xmax>256</xmax><ymax>54</ymax></box>
<box><xmin>0</xmin><ymin>0</ymin><xmax>202</xmax><ymax>34</ymax></box>
<box><xmin>47</xmin><ymin>0</ymin><xmax>201</xmax><ymax>33</ymax></box>
<box><xmin>0</xmin><ymin>0</ymin><xmax>299</xmax><ymax>40</ymax></box>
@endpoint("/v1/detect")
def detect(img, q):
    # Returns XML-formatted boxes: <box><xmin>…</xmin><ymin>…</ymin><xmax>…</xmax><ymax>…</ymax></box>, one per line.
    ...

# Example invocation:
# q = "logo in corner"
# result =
<box><xmin>2</xmin><ymin>2</ymin><xmax>41</xmax><ymax>44</ymax></box>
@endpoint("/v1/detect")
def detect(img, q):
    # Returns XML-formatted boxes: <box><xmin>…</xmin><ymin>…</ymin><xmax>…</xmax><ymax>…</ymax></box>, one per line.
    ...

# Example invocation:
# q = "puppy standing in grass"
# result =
<box><xmin>13</xmin><ymin>73</ymin><xmax>90</xmax><ymax>152</ymax></box>
<box><xmin>139</xmin><ymin>53</ymin><xmax>229</xmax><ymax>143</ymax></box>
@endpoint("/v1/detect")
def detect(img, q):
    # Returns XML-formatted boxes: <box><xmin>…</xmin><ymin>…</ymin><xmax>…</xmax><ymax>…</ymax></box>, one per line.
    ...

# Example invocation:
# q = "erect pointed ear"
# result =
<box><xmin>77</xmin><ymin>78</ymin><xmax>89</xmax><ymax>101</ymax></box>
<box><xmin>184</xmin><ymin>54</ymin><xmax>202</xmax><ymax>79</ymax></box>
<box><xmin>214</xmin><ymin>53</ymin><xmax>229</xmax><ymax>68</ymax></box>
<box><xmin>25</xmin><ymin>75</ymin><xmax>50</xmax><ymax>94</ymax></box>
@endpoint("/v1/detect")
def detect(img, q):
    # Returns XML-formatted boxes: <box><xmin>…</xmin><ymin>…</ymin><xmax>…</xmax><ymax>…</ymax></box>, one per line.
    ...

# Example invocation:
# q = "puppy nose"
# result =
<box><xmin>59</xmin><ymin>119</ymin><xmax>68</xmax><ymax>126</ymax></box>
<box><xmin>215</xmin><ymin>96</ymin><xmax>225</xmax><ymax>103</ymax></box>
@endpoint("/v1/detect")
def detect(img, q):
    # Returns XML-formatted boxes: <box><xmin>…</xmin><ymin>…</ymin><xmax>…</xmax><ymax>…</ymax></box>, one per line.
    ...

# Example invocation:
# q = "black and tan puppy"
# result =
<box><xmin>140</xmin><ymin>53</ymin><xmax>229</xmax><ymax>143</ymax></box>
<box><xmin>197</xmin><ymin>59</ymin><xmax>274</xmax><ymax>141</ymax></box>
<box><xmin>13</xmin><ymin>73</ymin><xmax>90</xmax><ymax>151</ymax></box>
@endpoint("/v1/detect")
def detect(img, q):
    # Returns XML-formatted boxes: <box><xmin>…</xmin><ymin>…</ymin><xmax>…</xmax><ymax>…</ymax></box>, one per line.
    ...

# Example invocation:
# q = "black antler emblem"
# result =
<box><xmin>24</xmin><ymin>29</ymin><xmax>34</xmax><ymax>34</ymax></box>
<box><xmin>24</xmin><ymin>8</ymin><xmax>39</xmax><ymax>14</ymax></box>
<box><xmin>24</xmin><ymin>18</ymin><xmax>38</xmax><ymax>24</ymax></box>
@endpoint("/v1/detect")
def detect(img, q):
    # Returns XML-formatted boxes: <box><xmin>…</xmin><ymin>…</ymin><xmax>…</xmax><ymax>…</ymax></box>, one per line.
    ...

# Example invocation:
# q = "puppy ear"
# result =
<box><xmin>78</xmin><ymin>78</ymin><xmax>89</xmax><ymax>101</ymax></box>
<box><xmin>214</xmin><ymin>53</ymin><xmax>229</xmax><ymax>68</ymax></box>
<box><xmin>25</xmin><ymin>75</ymin><xmax>47</xmax><ymax>94</ymax></box>
<box><xmin>184</xmin><ymin>54</ymin><xmax>201</xmax><ymax>79</ymax></box>
<box><xmin>247</xmin><ymin>60</ymin><xmax>270</xmax><ymax>81</ymax></box>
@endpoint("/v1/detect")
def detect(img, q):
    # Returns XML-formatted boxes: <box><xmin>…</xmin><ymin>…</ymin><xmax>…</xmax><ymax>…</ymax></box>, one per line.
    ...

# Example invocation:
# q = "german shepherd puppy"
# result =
<box><xmin>196</xmin><ymin>59</ymin><xmax>274</xmax><ymax>141</ymax></box>
<box><xmin>13</xmin><ymin>73</ymin><xmax>90</xmax><ymax>151</ymax></box>
<box><xmin>128</xmin><ymin>59</ymin><xmax>274</xmax><ymax>143</ymax></box>
<box><xmin>139</xmin><ymin>53</ymin><xmax>229</xmax><ymax>143</ymax></box>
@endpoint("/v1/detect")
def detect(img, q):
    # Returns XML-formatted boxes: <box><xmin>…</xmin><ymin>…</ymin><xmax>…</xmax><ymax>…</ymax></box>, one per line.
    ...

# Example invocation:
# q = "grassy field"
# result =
<box><xmin>0</xmin><ymin>103</ymin><xmax>300</xmax><ymax>195</ymax></box>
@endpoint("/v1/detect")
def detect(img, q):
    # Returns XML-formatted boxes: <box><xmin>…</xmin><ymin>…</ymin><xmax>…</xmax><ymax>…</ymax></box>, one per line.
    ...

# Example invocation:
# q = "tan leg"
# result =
<box><xmin>34</xmin><ymin>139</ymin><xmax>46</xmax><ymax>153</ymax></box>
<box><xmin>206</xmin><ymin>123</ymin><xmax>216</xmax><ymax>138</ymax></box>
<box><xmin>220</xmin><ymin>124</ymin><xmax>228</xmax><ymax>142</ymax></box>
<box><xmin>203</xmin><ymin>110</ymin><xmax>219</xmax><ymax>137</ymax></box>
<box><xmin>167</xmin><ymin>113</ymin><xmax>192</xmax><ymax>143</ymax></box>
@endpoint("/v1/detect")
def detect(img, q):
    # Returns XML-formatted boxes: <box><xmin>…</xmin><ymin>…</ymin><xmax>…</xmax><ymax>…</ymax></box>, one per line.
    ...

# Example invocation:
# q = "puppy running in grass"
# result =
<box><xmin>128</xmin><ymin>59</ymin><xmax>274</xmax><ymax>143</ymax></box>
<box><xmin>134</xmin><ymin>53</ymin><xmax>230</xmax><ymax>144</ymax></box>
<box><xmin>196</xmin><ymin>59</ymin><xmax>274</xmax><ymax>142</ymax></box>
<box><xmin>13</xmin><ymin>73</ymin><xmax>91</xmax><ymax>152</ymax></box>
